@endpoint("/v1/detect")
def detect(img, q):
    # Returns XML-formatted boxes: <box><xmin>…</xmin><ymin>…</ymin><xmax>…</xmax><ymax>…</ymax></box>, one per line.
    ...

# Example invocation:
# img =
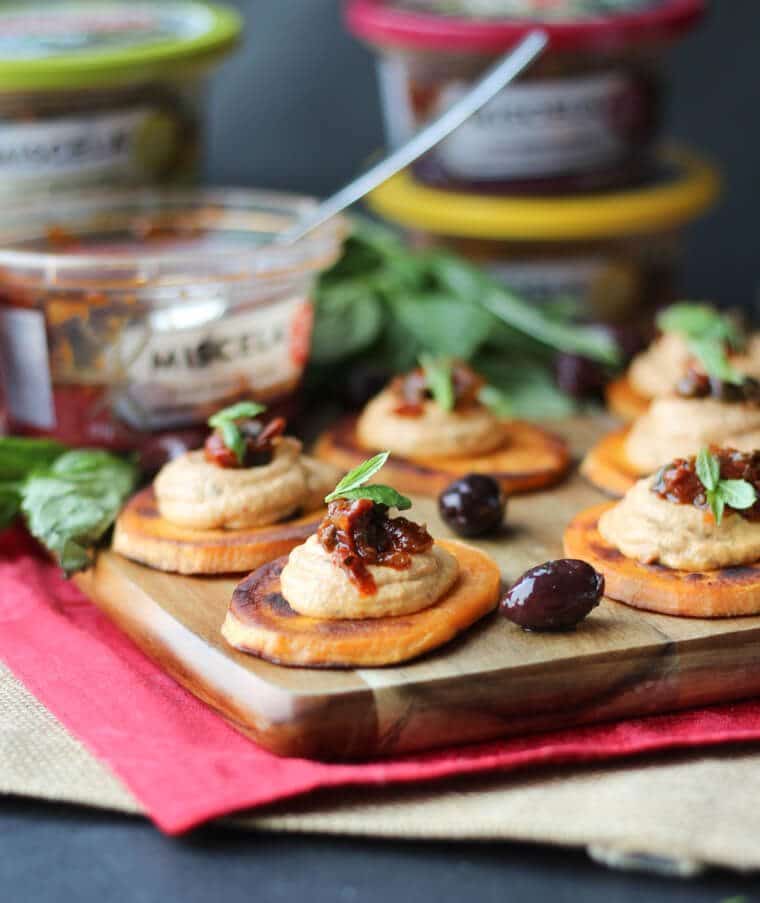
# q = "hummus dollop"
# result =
<box><xmin>357</xmin><ymin>387</ymin><xmax>505</xmax><ymax>458</ymax></box>
<box><xmin>599</xmin><ymin>474</ymin><xmax>760</xmax><ymax>570</ymax></box>
<box><xmin>625</xmin><ymin>397</ymin><xmax>760</xmax><ymax>473</ymax></box>
<box><xmin>154</xmin><ymin>437</ymin><xmax>340</xmax><ymax>530</ymax></box>
<box><xmin>628</xmin><ymin>332</ymin><xmax>760</xmax><ymax>399</ymax></box>
<box><xmin>280</xmin><ymin>534</ymin><xmax>459</xmax><ymax>619</ymax></box>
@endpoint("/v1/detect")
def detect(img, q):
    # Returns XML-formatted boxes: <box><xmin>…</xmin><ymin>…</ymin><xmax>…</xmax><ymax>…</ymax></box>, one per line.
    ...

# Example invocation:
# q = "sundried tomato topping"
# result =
<box><xmin>317</xmin><ymin>498</ymin><xmax>434</xmax><ymax>595</ymax></box>
<box><xmin>203</xmin><ymin>416</ymin><xmax>286</xmax><ymax>469</ymax></box>
<box><xmin>676</xmin><ymin>365</ymin><xmax>760</xmax><ymax>404</ymax></box>
<box><xmin>391</xmin><ymin>360</ymin><xmax>485</xmax><ymax>417</ymax></box>
<box><xmin>652</xmin><ymin>448</ymin><xmax>760</xmax><ymax>521</ymax></box>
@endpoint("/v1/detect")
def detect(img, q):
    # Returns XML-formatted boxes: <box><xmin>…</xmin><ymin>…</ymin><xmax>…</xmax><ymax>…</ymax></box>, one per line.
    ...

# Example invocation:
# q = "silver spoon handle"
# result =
<box><xmin>278</xmin><ymin>29</ymin><xmax>548</xmax><ymax>245</ymax></box>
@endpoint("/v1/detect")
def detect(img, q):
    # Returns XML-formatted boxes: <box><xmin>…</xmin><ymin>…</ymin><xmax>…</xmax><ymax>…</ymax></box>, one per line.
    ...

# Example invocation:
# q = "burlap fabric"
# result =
<box><xmin>2</xmin><ymin>660</ymin><xmax>760</xmax><ymax>871</ymax></box>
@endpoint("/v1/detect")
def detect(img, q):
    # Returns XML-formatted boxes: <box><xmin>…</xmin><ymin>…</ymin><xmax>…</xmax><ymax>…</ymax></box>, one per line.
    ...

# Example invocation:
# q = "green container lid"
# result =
<box><xmin>0</xmin><ymin>1</ymin><xmax>242</xmax><ymax>91</ymax></box>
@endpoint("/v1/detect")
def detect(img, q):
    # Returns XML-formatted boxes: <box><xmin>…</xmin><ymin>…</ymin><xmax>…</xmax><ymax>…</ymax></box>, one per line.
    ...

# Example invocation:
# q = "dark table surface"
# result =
<box><xmin>2</xmin><ymin>798</ymin><xmax>756</xmax><ymax>902</ymax></box>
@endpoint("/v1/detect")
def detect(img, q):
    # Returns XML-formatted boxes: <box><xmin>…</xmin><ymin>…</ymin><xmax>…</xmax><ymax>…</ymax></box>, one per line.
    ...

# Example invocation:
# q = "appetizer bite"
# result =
<box><xmin>606</xmin><ymin>302</ymin><xmax>760</xmax><ymax>420</ymax></box>
<box><xmin>113</xmin><ymin>402</ymin><xmax>341</xmax><ymax>575</ymax></box>
<box><xmin>315</xmin><ymin>356</ymin><xmax>570</xmax><ymax>497</ymax></box>
<box><xmin>566</xmin><ymin>447</ymin><xmax>760</xmax><ymax>617</ymax></box>
<box><xmin>584</xmin><ymin>324</ymin><xmax>760</xmax><ymax>496</ymax></box>
<box><xmin>222</xmin><ymin>452</ymin><xmax>501</xmax><ymax>667</ymax></box>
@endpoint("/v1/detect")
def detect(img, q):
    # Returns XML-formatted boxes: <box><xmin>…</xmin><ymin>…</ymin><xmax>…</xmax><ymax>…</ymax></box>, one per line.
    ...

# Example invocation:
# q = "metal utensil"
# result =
<box><xmin>276</xmin><ymin>29</ymin><xmax>547</xmax><ymax>245</ymax></box>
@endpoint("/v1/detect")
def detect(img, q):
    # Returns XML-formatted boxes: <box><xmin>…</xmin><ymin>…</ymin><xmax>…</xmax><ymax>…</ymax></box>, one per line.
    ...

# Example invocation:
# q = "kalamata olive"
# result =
<box><xmin>438</xmin><ymin>474</ymin><xmax>505</xmax><ymax>538</ymax></box>
<box><xmin>500</xmin><ymin>559</ymin><xmax>604</xmax><ymax>631</ymax></box>
<box><xmin>554</xmin><ymin>352</ymin><xmax>606</xmax><ymax>400</ymax></box>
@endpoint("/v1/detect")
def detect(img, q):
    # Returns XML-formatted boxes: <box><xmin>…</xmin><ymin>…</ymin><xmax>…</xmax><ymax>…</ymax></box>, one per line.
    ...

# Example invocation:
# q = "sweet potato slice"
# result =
<box><xmin>113</xmin><ymin>487</ymin><xmax>324</xmax><ymax>575</ymax></box>
<box><xmin>221</xmin><ymin>539</ymin><xmax>501</xmax><ymax>667</ymax></box>
<box><xmin>564</xmin><ymin>502</ymin><xmax>760</xmax><ymax>617</ymax></box>
<box><xmin>314</xmin><ymin>416</ymin><xmax>570</xmax><ymax>497</ymax></box>
<box><xmin>580</xmin><ymin>427</ymin><xmax>640</xmax><ymax>497</ymax></box>
<box><xmin>605</xmin><ymin>375</ymin><xmax>650</xmax><ymax>421</ymax></box>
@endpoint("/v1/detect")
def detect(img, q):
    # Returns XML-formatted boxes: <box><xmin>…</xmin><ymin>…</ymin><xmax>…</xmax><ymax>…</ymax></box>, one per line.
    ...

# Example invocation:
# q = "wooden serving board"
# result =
<box><xmin>76</xmin><ymin>420</ymin><xmax>760</xmax><ymax>761</ymax></box>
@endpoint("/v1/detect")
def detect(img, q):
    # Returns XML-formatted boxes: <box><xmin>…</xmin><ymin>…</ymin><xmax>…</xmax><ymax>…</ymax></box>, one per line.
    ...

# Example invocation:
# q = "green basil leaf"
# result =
<box><xmin>707</xmin><ymin>489</ymin><xmax>726</xmax><ymax>526</ymax></box>
<box><xmin>658</xmin><ymin>302</ymin><xmax>725</xmax><ymax>338</ymax></box>
<box><xmin>21</xmin><ymin>450</ymin><xmax>138</xmax><ymax>576</ymax></box>
<box><xmin>0</xmin><ymin>481</ymin><xmax>21</xmax><ymax>529</ymax></box>
<box><xmin>481</xmin><ymin>283</ymin><xmax>621</xmax><ymax>366</ymax></box>
<box><xmin>688</xmin><ymin>336</ymin><xmax>744</xmax><ymax>384</ymax></box>
<box><xmin>0</xmin><ymin>437</ymin><xmax>66</xmax><ymax>481</ymax></box>
<box><xmin>419</xmin><ymin>353</ymin><xmax>455</xmax><ymax>412</ymax></box>
<box><xmin>388</xmin><ymin>292</ymin><xmax>493</xmax><ymax>360</ymax></box>
<box><xmin>311</xmin><ymin>281</ymin><xmax>385</xmax><ymax>365</ymax></box>
<box><xmin>330</xmin><ymin>485</ymin><xmax>412</xmax><ymax>511</ymax></box>
<box><xmin>475</xmin><ymin>352</ymin><xmax>577</xmax><ymax>419</ymax></box>
<box><xmin>326</xmin><ymin>452</ymin><xmax>390</xmax><ymax>501</ymax></box>
<box><xmin>208</xmin><ymin>401</ymin><xmax>266</xmax><ymax>428</ymax></box>
<box><xmin>717</xmin><ymin>479</ymin><xmax>757</xmax><ymax>510</ymax></box>
<box><xmin>696</xmin><ymin>447</ymin><xmax>720</xmax><ymax>492</ymax></box>
<box><xmin>218</xmin><ymin>420</ymin><xmax>245</xmax><ymax>465</ymax></box>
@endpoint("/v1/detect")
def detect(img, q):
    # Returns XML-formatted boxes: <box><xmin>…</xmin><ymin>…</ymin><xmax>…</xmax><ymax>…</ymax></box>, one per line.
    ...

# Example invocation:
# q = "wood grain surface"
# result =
<box><xmin>75</xmin><ymin>418</ymin><xmax>760</xmax><ymax>760</ymax></box>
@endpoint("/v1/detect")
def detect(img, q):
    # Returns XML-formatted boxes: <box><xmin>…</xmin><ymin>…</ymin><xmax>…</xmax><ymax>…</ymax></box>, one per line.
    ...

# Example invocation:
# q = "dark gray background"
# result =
<box><xmin>206</xmin><ymin>0</ymin><xmax>757</xmax><ymax>311</ymax></box>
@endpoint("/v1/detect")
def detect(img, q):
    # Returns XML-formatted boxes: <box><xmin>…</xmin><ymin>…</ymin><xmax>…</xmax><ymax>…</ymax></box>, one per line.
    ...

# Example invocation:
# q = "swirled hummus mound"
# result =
<box><xmin>357</xmin><ymin>387</ymin><xmax>506</xmax><ymax>458</ymax></box>
<box><xmin>624</xmin><ymin>397</ymin><xmax>760</xmax><ymax>473</ymax></box>
<box><xmin>154</xmin><ymin>438</ymin><xmax>339</xmax><ymax>530</ymax></box>
<box><xmin>628</xmin><ymin>332</ymin><xmax>760</xmax><ymax>399</ymax></box>
<box><xmin>599</xmin><ymin>475</ymin><xmax>760</xmax><ymax>571</ymax></box>
<box><xmin>280</xmin><ymin>534</ymin><xmax>459</xmax><ymax>619</ymax></box>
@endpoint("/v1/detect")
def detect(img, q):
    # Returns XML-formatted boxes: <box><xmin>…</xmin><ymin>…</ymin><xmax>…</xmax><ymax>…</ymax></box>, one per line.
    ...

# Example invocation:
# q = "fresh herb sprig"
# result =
<box><xmin>658</xmin><ymin>302</ymin><xmax>745</xmax><ymax>385</ymax></box>
<box><xmin>309</xmin><ymin>220</ymin><xmax>619</xmax><ymax>418</ymax></box>
<box><xmin>324</xmin><ymin>451</ymin><xmax>412</xmax><ymax>510</ymax></box>
<box><xmin>0</xmin><ymin>437</ymin><xmax>138</xmax><ymax>575</ymax></box>
<box><xmin>208</xmin><ymin>401</ymin><xmax>266</xmax><ymax>465</ymax></box>
<box><xmin>418</xmin><ymin>353</ymin><xmax>455</xmax><ymax>412</ymax></box>
<box><xmin>695</xmin><ymin>447</ymin><xmax>757</xmax><ymax>525</ymax></box>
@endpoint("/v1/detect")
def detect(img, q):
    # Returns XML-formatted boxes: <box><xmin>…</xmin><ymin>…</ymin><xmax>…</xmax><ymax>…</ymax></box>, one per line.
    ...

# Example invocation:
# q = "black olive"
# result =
<box><xmin>554</xmin><ymin>353</ymin><xmax>606</xmax><ymax>400</ymax></box>
<box><xmin>500</xmin><ymin>559</ymin><xmax>604</xmax><ymax>631</ymax></box>
<box><xmin>438</xmin><ymin>474</ymin><xmax>505</xmax><ymax>538</ymax></box>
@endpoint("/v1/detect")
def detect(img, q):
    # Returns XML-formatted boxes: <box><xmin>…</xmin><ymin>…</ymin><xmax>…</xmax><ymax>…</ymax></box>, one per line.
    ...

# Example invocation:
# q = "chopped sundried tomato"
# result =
<box><xmin>652</xmin><ymin>448</ymin><xmax>760</xmax><ymax>521</ymax></box>
<box><xmin>203</xmin><ymin>416</ymin><xmax>286</xmax><ymax>469</ymax></box>
<box><xmin>317</xmin><ymin>498</ymin><xmax>433</xmax><ymax>595</ymax></box>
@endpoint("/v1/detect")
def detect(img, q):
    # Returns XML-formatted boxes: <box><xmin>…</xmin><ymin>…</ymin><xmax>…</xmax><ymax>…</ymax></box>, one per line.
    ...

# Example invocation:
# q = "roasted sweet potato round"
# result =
<box><xmin>315</xmin><ymin>416</ymin><xmax>570</xmax><ymax>498</ymax></box>
<box><xmin>222</xmin><ymin>539</ymin><xmax>501</xmax><ymax>667</ymax></box>
<box><xmin>580</xmin><ymin>427</ymin><xmax>639</xmax><ymax>497</ymax></box>
<box><xmin>605</xmin><ymin>374</ymin><xmax>651</xmax><ymax>421</ymax></box>
<box><xmin>113</xmin><ymin>487</ymin><xmax>324</xmax><ymax>575</ymax></box>
<box><xmin>564</xmin><ymin>502</ymin><xmax>760</xmax><ymax>617</ymax></box>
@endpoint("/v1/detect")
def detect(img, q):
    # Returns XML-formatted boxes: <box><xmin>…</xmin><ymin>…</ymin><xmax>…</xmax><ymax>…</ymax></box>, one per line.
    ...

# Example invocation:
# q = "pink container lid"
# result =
<box><xmin>345</xmin><ymin>0</ymin><xmax>705</xmax><ymax>54</ymax></box>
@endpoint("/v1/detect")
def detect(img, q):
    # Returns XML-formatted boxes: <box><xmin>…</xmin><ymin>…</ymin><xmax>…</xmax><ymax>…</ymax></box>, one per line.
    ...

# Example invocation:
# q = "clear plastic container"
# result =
<box><xmin>0</xmin><ymin>189</ymin><xmax>347</xmax><ymax>457</ymax></box>
<box><xmin>0</xmin><ymin>1</ymin><xmax>241</xmax><ymax>198</ymax></box>
<box><xmin>346</xmin><ymin>0</ymin><xmax>705</xmax><ymax>195</ymax></box>
<box><xmin>367</xmin><ymin>147</ymin><xmax>719</xmax><ymax>324</ymax></box>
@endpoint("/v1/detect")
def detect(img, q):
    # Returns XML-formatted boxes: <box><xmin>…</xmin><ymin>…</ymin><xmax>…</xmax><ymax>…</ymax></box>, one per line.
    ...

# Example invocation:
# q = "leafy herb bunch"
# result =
<box><xmin>309</xmin><ymin>220</ymin><xmax>621</xmax><ymax>419</ymax></box>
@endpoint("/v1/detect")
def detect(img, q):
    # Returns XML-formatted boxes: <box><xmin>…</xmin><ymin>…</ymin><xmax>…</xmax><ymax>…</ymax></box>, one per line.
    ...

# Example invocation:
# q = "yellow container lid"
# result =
<box><xmin>367</xmin><ymin>146</ymin><xmax>720</xmax><ymax>242</ymax></box>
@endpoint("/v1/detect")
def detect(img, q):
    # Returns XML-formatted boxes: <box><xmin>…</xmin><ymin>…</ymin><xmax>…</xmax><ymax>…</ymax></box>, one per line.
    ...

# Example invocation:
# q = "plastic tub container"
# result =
<box><xmin>0</xmin><ymin>189</ymin><xmax>347</xmax><ymax>457</ymax></box>
<box><xmin>346</xmin><ymin>0</ymin><xmax>705</xmax><ymax>195</ymax></box>
<box><xmin>367</xmin><ymin>146</ymin><xmax>718</xmax><ymax>324</ymax></box>
<box><xmin>0</xmin><ymin>1</ymin><xmax>241</xmax><ymax>199</ymax></box>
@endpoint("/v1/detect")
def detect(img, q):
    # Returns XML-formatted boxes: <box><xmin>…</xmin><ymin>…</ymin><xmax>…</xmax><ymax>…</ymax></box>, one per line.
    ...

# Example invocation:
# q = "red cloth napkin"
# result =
<box><xmin>3</xmin><ymin>526</ymin><xmax>760</xmax><ymax>835</ymax></box>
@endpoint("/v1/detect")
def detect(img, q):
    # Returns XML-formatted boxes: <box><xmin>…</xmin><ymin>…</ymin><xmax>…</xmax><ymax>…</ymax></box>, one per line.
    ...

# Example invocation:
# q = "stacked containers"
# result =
<box><xmin>0</xmin><ymin>1</ymin><xmax>242</xmax><ymax>199</ymax></box>
<box><xmin>348</xmin><ymin>0</ymin><xmax>718</xmax><ymax>326</ymax></box>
